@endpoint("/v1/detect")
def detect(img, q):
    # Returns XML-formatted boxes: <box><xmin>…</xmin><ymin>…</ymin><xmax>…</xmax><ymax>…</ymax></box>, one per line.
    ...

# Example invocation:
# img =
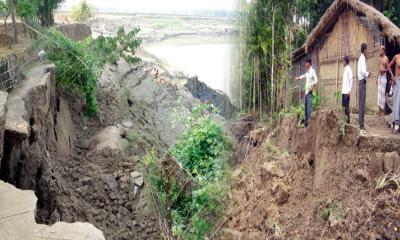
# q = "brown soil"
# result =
<box><xmin>0</xmin><ymin>64</ymin><xmax>160</xmax><ymax>239</ymax></box>
<box><xmin>223</xmin><ymin>109</ymin><xmax>400</xmax><ymax>239</ymax></box>
<box><xmin>0</xmin><ymin>22</ymin><xmax>32</xmax><ymax>58</ymax></box>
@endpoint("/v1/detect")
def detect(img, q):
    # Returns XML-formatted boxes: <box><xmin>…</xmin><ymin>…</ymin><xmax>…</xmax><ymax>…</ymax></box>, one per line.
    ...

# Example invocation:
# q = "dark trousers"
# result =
<box><xmin>305</xmin><ymin>91</ymin><xmax>313</xmax><ymax>127</ymax></box>
<box><xmin>342</xmin><ymin>94</ymin><xmax>350</xmax><ymax>123</ymax></box>
<box><xmin>358</xmin><ymin>80</ymin><xmax>366</xmax><ymax>128</ymax></box>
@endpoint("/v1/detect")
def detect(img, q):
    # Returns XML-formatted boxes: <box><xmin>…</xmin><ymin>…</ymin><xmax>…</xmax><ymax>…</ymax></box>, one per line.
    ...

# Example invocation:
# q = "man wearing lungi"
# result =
<box><xmin>377</xmin><ymin>46</ymin><xmax>390</xmax><ymax>116</ymax></box>
<box><xmin>388</xmin><ymin>52</ymin><xmax>400</xmax><ymax>133</ymax></box>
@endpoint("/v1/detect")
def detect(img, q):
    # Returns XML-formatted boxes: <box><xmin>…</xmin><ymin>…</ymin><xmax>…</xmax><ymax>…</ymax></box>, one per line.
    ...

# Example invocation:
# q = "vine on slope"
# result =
<box><xmin>38</xmin><ymin>27</ymin><xmax>141</xmax><ymax>116</ymax></box>
<box><xmin>142</xmin><ymin>104</ymin><xmax>232</xmax><ymax>239</ymax></box>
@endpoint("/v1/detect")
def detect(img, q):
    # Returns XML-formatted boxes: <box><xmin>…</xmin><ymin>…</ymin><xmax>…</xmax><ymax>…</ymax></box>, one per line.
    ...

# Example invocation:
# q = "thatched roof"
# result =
<box><xmin>292</xmin><ymin>47</ymin><xmax>305</xmax><ymax>61</ymax></box>
<box><xmin>303</xmin><ymin>0</ymin><xmax>400</xmax><ymax>53</ymax></box>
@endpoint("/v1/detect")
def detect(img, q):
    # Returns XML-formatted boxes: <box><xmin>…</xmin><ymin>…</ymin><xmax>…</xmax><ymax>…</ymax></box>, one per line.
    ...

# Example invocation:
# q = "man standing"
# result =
<box><xmin>388</xmin><ymin>52</ymin><xmax>400</xmax><ymax>133</ymax></box>
<box><xmin>358</xmin><ymin>43</ymin><xmax>371</xmax><ymax>130</ymax></box>
<box><xmin>377</xmin><ymin>46</ymin><xmax>390</xmax><ymax>116</ymax></box>
<box><xmin>295</xmin><ymin>59</ymin><xmax>318</xmax><ymax>127</ymax></box>
<box><xmin>342</xmin><ymin>56</ymin><xmax>353</xmax><ymax>124</ymax></box>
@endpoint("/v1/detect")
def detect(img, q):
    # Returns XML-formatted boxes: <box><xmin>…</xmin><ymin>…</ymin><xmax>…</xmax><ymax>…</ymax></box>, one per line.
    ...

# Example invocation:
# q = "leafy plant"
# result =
<box><xmin>321</xmin><ymin>203</ymin><xmax>336</xmax><ymax>221</ymax></box>
<box><xmin>37</xmin><ymin>27</ymin><xmax>141</xmax><ymax>116</ymax></box>
<box><xmin>85</xmin><ymin>27</ymin><xmax>142</xmax><ymax>65</ymax></box>
<box><xmin>333</xmin><ymin>91</ymin><xmax>341</xmax><ymax>102</ymax></box>
<box><xmin>142</xmin><ymin>104</ymin><xmax>232</xmax><ymax>240</ymax></box>
<box><xmin>16</xmin><ymin>0</ymin><xmax>39</xmax><ymax>21</ymax></box>
<box><xmin>171</xmin><ymin>104</ymin><xmax>231</xmax><ymax>179</ymax></box>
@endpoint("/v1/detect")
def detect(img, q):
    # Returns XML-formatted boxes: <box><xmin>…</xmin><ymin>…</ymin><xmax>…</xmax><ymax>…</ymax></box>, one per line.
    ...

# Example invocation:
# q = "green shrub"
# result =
<box><xmin>142</xmin><ymin>104</ymin><xmax>232</xmax><ymax>240</ymax></box>
<box><xmin>171</xmin><ymin>106</ymin><xmax>231</xmax><ymax>179</ymax></box>
<box><xmin>39</xmin><ymin>29</ymin><xmax>99</xmax><ymax>116</ymax></box>
<box><xmin>38</xmin><ymin>27</ymin><xmax>141</xmax><ymax>116</ymax></box>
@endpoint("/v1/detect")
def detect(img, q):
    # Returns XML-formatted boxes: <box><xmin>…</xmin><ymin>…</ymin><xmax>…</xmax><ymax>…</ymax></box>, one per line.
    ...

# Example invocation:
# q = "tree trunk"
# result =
<box><xmin>259</xmin><ymin>72</ymin><xmax>262</xmax><ymax>119</ymax></box>
<box><xmin>11</xmin><ymin>11</ymin><xmax>17</xmax><ymax>44</ymax></box>
<box><xmin>248</xmin><ymin>61</ymin><xmax>253</xmax><ymax>111</ymax></box>
<box><xmin>253</xmin><ymin>57</ymin><xmax>256</xmax><ymax>112</ymax></box>
<box><xmin>4</xmin><ymin>12</ymin><xmax>9</xmax><ymax>29</ymax></box>
<box><xmin>239</xmin><ymin>18</ymin><xmax>243</xmax><ymax>112</ymax></box>
<box><xmin>270</xmin><ymin>4</ymin><xmax>275</xmax><ymax>114</ymax></box>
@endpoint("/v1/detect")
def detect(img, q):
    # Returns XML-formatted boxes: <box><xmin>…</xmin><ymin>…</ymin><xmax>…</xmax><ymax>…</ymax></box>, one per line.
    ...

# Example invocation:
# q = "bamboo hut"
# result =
<box><xmin>292</xmin><ymin>0</ymin><xmax>400</xmax><ymax>111</ymax></box>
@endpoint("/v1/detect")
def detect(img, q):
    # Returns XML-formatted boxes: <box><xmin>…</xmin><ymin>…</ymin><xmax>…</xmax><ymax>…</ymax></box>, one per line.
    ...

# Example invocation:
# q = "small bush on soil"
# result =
<box><xmin>321</xmin><ymin>203</ymin><xmax>336</xmax><ymax>221</ymax></box>
<box><xmin>142</xmin><ymin>104</ymin><xmax>232</xmax><ymax>240</ymax></box>
<box><xmin>37</xmin><ymin>27</ymin><xmax>141</xmax><ymax>116</ymax></box>
<box><xmin>271</xmin><ymin>104</ymin><xmax>304</xmax><ymax>126</ymax></box>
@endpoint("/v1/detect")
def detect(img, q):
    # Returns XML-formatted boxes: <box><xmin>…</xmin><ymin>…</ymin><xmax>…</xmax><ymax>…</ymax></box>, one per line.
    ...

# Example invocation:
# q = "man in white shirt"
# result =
<box><xmin>342</xmin><ymin>56</ymin><xmax>353</xmax><ymax>124</ymax></box>
<box><xmin>358</xmin><ymin>43</ymin><xmax>371</xmax><ymax>130</ymax></box>
<box><xmin>295</xmin><ymin>59</ymin><xmax>318</xmax><ymax>127</ymax></box>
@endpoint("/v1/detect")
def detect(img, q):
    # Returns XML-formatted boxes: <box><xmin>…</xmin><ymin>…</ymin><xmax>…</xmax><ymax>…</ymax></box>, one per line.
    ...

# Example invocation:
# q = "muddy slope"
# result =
<box><xmin>0</xmin><ymin>52</ymin><xmax>233</xmax><ymax>239</ymax></box>
<box><xmin>224</xmin><ymin>109</ymin><xmax>400</xmax><ymax>239</ymax></box>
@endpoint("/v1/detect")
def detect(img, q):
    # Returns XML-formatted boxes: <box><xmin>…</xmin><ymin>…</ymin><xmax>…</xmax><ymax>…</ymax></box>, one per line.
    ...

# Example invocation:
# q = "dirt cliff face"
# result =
<box><xmin>0</xmin><ymin>64</ymin><xmax>86</xmax><ymax>224</ymax></box>
<box><xmin>224</xmin><ymin>109</ymin><xmax>400</xmax><ymax>239</ymax></box>
<box><xmin>56</xmin><ymin>23</ymin><xmax>92</xmax><ymax>41</ymax></box>
<box><xmin>0</xmin><ymin>50</ymin><xmax>234</xmax><ymax>239</ymax></box>
<box><xmin>185</xmin><ymin>76</ymin><xmax>235</xmax><ymax>119</ymax></box>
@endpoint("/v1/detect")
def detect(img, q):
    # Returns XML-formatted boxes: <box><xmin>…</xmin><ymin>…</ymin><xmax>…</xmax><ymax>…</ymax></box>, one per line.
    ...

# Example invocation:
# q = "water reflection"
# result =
<box><xmin>145</xmin><ymin>43</ymin><xmax>233</xmax><ymax>96</ymax></box>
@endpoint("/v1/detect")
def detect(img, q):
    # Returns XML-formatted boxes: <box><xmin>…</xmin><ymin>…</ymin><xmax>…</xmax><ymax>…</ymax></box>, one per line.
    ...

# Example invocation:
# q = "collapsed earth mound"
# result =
<box><xmin>224</xmin><ymin>109</ymin><xmax>400</xmax><ymax>239</ymax></box>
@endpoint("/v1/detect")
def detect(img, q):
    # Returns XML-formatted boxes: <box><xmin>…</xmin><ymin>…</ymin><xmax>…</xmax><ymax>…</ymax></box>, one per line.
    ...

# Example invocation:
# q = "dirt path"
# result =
<box><xmin>363</xmin><ymin>114</ymin><xmax>400</xmax><ymax>138</ymax></box>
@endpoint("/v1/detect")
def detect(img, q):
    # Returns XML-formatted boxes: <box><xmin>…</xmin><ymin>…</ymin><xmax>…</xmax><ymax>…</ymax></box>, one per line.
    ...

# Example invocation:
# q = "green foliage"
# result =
<box><xmin>312</xmin><ymin>91</ymin><xmax>320</xmax><ymax>111</ymax></box>
<box><xmin>321</xmin><ymin>203</ymin><xmax>336</xmax><ymax>221</ymax></box>
<box><xmin>238</xmin><ymin>0</ymin><xmax>303</xmax><ymax>114</ymax></box>
<box><xmin>70</xmin><ymin>0</ymin><xmax>93</xmax><ymax>22</ymax></box>
<box><xmin>15</xmin><ymin>0</ymin><xmax>39</xmax><ymax>21</ymax></box>
<box><xmin>171</xmin><ymin>104</ymin><xmax>231</xmax><ymax>179</ymax></box>
<box><xmin>39</xmin><ymin>29</ymin><xmax>98</xmax><ymax>115</ymax></box>
<box><xmin>85</xmin><ymin>27</ymin><xmax>142</xmax><ymax>65</ymax></box>
<box><xmin>142</xmin><ymin>104</ymin><xmax>232</xmax><ymax>240</ymax></box>
<box><xmin>37</xmin><ymin>27</ymin><xmax>141</xmax><ymax>116</ymax></box>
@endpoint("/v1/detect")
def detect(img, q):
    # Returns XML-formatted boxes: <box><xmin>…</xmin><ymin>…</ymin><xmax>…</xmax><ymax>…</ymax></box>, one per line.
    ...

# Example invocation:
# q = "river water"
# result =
<box><xmin>145</xmin><ymin>43</ymin><xmax>234</xmax><ymax>96</ymax></box>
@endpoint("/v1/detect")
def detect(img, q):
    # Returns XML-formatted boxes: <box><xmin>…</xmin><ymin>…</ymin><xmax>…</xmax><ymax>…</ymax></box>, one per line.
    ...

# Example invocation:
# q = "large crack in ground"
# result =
<box><xmin>0</xmin><ymin>56</ymin><xmax>234</xmax><ymax>239</ymax></box>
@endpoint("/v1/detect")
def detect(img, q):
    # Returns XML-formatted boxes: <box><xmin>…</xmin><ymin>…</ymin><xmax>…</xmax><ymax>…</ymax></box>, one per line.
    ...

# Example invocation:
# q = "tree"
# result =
<box><xmin>0</xmin><ymin>1</ymin><xmax>8</xmax><ymax>28</ymax></box>
<box><xmin>70</xmin><ymin>0</ymin><xmax>93</xmax><ymax>22</ymax></box>
<box><xmin>16</xmin><ymin>0</ymin><xmax>39</xmax><ymax>21</ymax></box>
<box><xmin>237</xmin><ymin>0</ymin><xmax>297</xmax><ymax>115</ymax></box>
<box><xmin>37</xmin><ymin>0</ymin><xmax>63</xmax><ymax>26</ymax></box>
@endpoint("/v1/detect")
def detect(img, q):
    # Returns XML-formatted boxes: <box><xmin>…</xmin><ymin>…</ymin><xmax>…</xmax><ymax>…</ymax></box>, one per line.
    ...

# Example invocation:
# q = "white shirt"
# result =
<box><xmin>299</xmin><ymin>67</ymin><xmax>318</xmax><ymax>94</ymax></box>
<box><xmin>342</xmin><ymin>65</ymin><xmax>353</xmax><ymax>94</ymax></box>
<box><xmin>357</xmin><ymin>53</ymin><xmax>369</xmax><ymax>80</ymax></box>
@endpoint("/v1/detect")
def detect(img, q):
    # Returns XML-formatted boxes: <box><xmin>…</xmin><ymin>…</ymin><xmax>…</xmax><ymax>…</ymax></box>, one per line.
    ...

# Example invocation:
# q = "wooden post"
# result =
<box><xmin>162</xmin><ymin>153</ymin><xmax>173</xmax><ymax>237</ymax></box>
<box><xmin>336</xmin><ymin>58</ymin><xmax>339</xmax><ymax>104</ymax></box>
<box><xmin>355</xmin><ymin>59</ymin><xmax>358</xmax><ymax>111</ymax></box>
